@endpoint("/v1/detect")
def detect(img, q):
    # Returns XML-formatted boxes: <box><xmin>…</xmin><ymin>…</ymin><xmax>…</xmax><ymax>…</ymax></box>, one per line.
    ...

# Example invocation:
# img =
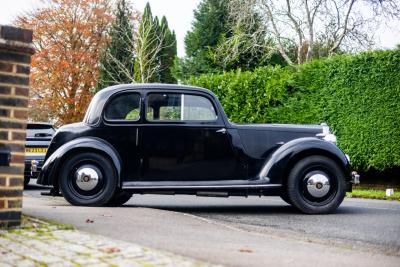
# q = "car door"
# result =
<box><xmin>100</xmin><ymin>91</ymin><xmax>142</xmax><ymax>182</ymax></box>
<box><xmin>139</xmin><ymin>91</ymin><xmax>244</xmax><ymax>182</ymax></box>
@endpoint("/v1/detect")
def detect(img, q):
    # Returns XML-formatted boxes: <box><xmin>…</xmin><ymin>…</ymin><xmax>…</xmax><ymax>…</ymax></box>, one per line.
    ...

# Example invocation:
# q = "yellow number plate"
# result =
<box><xmin>25</xmin><ymin>147</ymin><xmax>48</xmax><ymax>153</ymax></box>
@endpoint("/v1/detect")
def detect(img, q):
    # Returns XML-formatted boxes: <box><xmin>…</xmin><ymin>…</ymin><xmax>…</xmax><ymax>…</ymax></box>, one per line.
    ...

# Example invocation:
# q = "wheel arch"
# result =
<box><xmin>39</xmin><ymin>137</ymin><xmax>122</xmax><ymax>187</ymax></box>
<box><xmin>259</xmin><ymin>138</ymin><xmax>351</xmax><ymax>185</ymax></box>
<box><xmin>281</xmin><ymin>148</ymin><xmax>351</xmax><ymax>186</ymax></box>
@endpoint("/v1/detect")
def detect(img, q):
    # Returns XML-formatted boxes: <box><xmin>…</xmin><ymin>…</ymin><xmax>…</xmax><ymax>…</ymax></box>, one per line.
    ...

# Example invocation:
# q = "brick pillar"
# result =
<box><xmin>0</xmin><ymin>25</ymin><xmax>34</xmax><ymax>227</ymax></box>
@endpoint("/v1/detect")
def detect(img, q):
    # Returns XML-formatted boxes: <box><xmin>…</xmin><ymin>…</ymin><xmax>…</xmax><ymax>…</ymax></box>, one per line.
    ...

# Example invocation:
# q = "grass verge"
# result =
<box><xmin>3</xmin><ymin>215</ymin><xmax>75</xmax><ymax>231</ymax></box>
<box><xmin>346</xmin><ymin>188</ymin><xmax>400</xmax><ymax>201</ymax></box>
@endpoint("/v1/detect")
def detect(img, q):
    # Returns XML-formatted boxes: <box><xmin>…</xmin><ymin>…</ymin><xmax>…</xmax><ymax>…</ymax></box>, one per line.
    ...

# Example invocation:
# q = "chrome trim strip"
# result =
<box><xmin>135</xmin><ymin>128</ymin><xmax>139</xmax><ymax>146</ymax></box>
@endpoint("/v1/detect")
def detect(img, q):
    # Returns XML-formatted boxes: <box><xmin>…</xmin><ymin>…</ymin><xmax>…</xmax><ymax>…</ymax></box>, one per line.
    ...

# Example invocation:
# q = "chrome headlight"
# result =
<box><xmin>317</xmin><ymin>123</ymin><xmax>337</xmax><ymax>145</ymax></box>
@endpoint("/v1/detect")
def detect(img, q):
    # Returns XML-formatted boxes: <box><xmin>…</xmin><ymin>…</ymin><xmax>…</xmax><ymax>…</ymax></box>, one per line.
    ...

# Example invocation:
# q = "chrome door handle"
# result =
<box><xmin>216</xmin><ymin>128</ymin><xmax>226</xmax><ymax>134</ymax></box>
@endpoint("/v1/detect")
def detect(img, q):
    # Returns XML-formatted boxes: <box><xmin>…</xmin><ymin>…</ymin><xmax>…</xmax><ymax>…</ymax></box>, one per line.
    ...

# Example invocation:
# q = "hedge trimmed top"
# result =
<box><xmin>188</xmin><ymin>49</ymin><xmax>400</xmax><ymax>172</ymax></box>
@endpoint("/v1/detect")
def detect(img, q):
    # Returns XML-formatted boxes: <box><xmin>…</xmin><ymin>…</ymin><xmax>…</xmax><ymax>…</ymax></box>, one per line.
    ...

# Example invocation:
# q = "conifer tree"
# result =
<box><xmin>172</xmin><ymin>0</ymin><xmax>230</xmax><ymax>80</ymax></box>
<box><xmin>134</xmin><ymin>3</ymin><xmax>176</xmax><ymax>83</ymax></box>
<box><xmin>134</xmin><ymin>3</ymin><xmax>161</xmax><ymax>83</ymax></box>
<box><xmin>159</xmin><ymin>16</ymin><xmax>177</xmax><ymax>83</ymax></box>
<box><xmin>96</xmin><ymin>0</ymin><xmax>135</xmax><ymax>91</ymax></box>
<box><xmin>173</xmin><ymin>0</ymin><xmax>283</xmax><ymax>81</ymax></box>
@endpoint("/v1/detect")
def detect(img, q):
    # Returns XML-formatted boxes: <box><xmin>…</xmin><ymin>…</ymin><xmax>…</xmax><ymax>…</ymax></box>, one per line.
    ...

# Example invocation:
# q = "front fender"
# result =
<box><xmin>37</xmin><ymin>137</ymin><xmax>122</xmax><ymax>186</ymax></box>
<box><xmin>259</xmin><ymin>137</ymin><xmax>351</xmax><ymax>184</ymax></box>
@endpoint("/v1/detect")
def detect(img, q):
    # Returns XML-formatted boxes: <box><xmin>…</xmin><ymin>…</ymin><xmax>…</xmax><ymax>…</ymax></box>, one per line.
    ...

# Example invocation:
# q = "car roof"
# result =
<box><xmin>97</xmin><ymin>83</ymin><xmax>214</xmax><ymax>97</ymax></box>
<box><xmin>84</xmin><ymin>83</ymin><xmax>219</xmax><ymax>125</ymax></box>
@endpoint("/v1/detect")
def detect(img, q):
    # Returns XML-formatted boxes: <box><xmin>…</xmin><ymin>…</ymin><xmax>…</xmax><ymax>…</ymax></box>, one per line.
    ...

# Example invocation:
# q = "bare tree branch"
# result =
<box><xmin>329</xmin><ymin>0</ymin><xmax>356</xmax><ymax>53</ymax></box>
<box><xmin>220</xmin><ymin>0</ymin><xmax>400</xmax><ymax>65</ymax></box>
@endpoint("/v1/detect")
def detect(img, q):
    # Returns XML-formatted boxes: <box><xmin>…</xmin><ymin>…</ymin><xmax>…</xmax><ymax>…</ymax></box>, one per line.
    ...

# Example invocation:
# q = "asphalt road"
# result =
<box><xmin>23</xmin><ymin>183</ymin><xmax>400</xmax><ymax>267</ymax></box>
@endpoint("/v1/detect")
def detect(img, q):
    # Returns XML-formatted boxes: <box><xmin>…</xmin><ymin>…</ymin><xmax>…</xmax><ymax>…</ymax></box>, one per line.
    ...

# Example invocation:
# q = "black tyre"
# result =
<box><xmin>105</xmin><ymin>189</ymin><xmax>132</xmax><ymax>207</ymax></box>
<box><xmin>59</xmin><ymin>152</ymin><xmax>117</xmax><ymax>206</ymax></box>
<box><xmin>287</xmin><ymin>156</ymin><xmax>346</xmax><ymax>214</ymax></box>
<box><xmin>24</xmin><ymin>176</ymin><xmax>30</xmax><ymax>187</ymax></box>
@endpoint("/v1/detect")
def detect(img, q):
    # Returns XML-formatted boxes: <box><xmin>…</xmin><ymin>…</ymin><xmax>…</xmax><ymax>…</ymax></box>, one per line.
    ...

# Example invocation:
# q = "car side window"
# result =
<box><xmin>104</xmin><ymin>93</ymin><xmax>141</xmax><ymax>121</ymax></box>
<box><xmin>146</xmin><ymin>93</ymin><xmax>217</xmax><ymax>122</ymax></box>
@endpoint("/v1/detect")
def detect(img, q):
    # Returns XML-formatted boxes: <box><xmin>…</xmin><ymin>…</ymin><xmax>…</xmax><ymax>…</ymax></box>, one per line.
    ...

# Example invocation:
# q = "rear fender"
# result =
<box><xmin>259</xmin><ymin>137</ymin><xmax>351</xmax><ymax>184</ymax></box>
<box><xmin>38</xmin><ymin>137</ymin><xmax>122</xmax><ymax>186</ymax></box>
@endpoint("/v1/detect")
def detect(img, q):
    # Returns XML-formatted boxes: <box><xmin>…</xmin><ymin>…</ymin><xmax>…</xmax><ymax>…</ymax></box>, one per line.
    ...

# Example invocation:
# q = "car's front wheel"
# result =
<box><xmin>287</xmin><ymin>155</ymin><xmax>346</xmax><ymax>214</ymax></box>
<box><xmin>59</xmin><ymin>152</ymin><xmax>117</xmax><ymax>206</ymax></box>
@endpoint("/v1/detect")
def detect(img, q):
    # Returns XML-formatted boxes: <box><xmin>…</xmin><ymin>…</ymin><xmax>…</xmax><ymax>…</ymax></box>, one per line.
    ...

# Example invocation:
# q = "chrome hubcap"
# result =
<box><xmin>75</xmin><ymin>166</ymin><xmax>99</xmax><ymax>191</ymax></box>
<box><xmin>305</xmin><ymin>173</ymin><xmax>330</xmax><ymax>198</ymax></box>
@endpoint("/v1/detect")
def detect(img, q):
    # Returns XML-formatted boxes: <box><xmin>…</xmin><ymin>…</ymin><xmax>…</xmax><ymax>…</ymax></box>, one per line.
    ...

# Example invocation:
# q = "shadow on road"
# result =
<box><xmin>24</xmin><ymin>184</ymin><xmax>394</xmax><ymax>216</ymax></box>
<box><xmin>123</xmin><ymin>203</ymin><xmax>307</xmax><ymax>215</ymax></box>
<box><xmin>122</xmin><ymin>201</ymin><xmax>388</xmax><ymax>216</ymax></box>
<box><xmin>24</xmin><ymin>183</ymin><xmax>51</xmax><ymax>191</ymax></box>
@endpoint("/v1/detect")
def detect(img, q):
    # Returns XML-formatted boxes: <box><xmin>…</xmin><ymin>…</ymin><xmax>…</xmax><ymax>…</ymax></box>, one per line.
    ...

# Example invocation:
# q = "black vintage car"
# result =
<box><xmin>38</xmin><ymin>84</ymin><xmax>359</xmax><ymax>213</ymax></box>
<box><xmin>24</xmin><ymin>123</ymin><xmax>55</xmax><ymax>186</ymax></box>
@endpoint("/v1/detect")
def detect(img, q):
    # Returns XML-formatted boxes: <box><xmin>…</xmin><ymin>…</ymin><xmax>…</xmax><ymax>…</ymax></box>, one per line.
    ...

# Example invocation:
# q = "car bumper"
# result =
<box><xmin>24</xmin><ymin>159</ymin><xmax>44</xmax><ymax>179</ymax></box>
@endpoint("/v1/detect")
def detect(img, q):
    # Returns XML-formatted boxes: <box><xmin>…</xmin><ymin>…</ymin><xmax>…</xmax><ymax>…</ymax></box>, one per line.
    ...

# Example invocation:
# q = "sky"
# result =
<box><xmin>0</xmin><ymin>0</ymin><xmax>399</xmax><ymax>57</ymax></box>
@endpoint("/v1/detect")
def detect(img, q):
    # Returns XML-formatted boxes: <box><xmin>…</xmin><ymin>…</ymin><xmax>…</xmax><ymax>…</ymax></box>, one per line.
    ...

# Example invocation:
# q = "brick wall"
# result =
<box><xmin>0</xmin><ymin>25</ymin><xmax>34</xmax><ymax>227</ymax></box>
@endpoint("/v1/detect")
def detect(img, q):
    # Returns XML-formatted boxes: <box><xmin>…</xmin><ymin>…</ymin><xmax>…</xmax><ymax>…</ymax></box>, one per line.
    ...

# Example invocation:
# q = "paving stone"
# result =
<box><xmin>1</xmin><ymin>224</ymin><xmax>220</xmax><ymax>267</ymax></box>
<box><xmin>13</xmin><ymin>260</ymin><xmax>36</xmax><ymax>267</ymax></box>
<box><xmin>28</xmin><ymin>253</ymin><xmax>63</xmax><ymax>264</ymax></box>
<box><xmin>0</xmin><ymin>253</ymin><xmax>23</xmax><ymax>262</ymax></box>
<box><xmin>48</xmin><ymin>261</ymin><xmax>76</xmax><ymax>267</ymax></box>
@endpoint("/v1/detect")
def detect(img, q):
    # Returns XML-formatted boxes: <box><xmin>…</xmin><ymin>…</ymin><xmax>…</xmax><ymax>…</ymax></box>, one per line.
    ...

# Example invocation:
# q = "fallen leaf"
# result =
<box><xmin>100</xmin><ymin>247</ymin><xmax>121</xmax><ymax>253</ymax></box>
<box><xmin>239</xmin><ymin>248</ymin><xmax>253</xmax><ymax>253</ymax></box>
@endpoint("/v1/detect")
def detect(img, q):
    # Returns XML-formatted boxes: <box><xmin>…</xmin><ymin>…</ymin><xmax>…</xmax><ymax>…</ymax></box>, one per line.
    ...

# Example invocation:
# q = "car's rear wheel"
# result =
<box><xmin>287</xmin><ymin>156</ymin><xmax>346</xmax><ymax>214</ymax></box>
<box><xmin>24</xmin><ymin>176</ymin><xmax>30</xmax><ymax>187</ymax></box>
<box><xmin>105</xmin><ymin>189</ymin><xmax>132</xmax><ymax>207</ymax></box>
<box><xmin>59</xmin><ymin>152</ymin><xmax>117</xmax><ymax>206</ymax></box>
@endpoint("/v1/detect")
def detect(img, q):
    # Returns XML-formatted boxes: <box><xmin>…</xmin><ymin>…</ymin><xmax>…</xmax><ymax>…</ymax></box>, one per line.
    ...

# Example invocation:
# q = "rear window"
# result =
<box><xmin>26</xmin><ymin>124</ymin><xmax>55</xmax><ymax>138</ymax></box>
<box><xmin>104</xmin><ymin>93</ymin><xmax>141</xmax><ymax>121</ymax></box>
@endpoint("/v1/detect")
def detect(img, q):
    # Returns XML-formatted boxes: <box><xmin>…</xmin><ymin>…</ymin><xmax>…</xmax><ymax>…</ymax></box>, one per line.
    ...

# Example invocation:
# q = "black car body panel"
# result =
<box><xmin>38</xmin><ymin>84</ymin><xmax>353</xmax><ymax>195</ymax></box>
<box><xmin>257</xmin><ymin>137</ymin><xmax>350</xmax><ymax>184</ymax></box>
<box><xmin>25</xmin><ymin>123</ymin><xmax>55</xmax><ymax>181</ymax></box>
<box><xmin>39</xmin><ymin>136</ymin><xmax>122</xmax><ymax>186</ymax></box>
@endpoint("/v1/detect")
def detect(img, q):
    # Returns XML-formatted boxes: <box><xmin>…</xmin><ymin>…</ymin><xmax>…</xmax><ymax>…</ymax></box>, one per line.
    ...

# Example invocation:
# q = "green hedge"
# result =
<box><xmin>188</xmin><ymin>50</ymin><xmax>400</xmax><ymax>171</ymax></box>
<box><xmin>188</xmin><ymin>66</ymin><xmax>292</xmax><ymax>123</ymax></box>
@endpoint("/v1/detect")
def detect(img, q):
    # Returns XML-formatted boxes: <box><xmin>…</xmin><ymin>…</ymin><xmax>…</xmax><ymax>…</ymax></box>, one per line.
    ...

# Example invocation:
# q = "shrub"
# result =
<box><xmin>188</xmin><ymin>50</ymin><xmax>400</xmax><ymax>172</ymax></box>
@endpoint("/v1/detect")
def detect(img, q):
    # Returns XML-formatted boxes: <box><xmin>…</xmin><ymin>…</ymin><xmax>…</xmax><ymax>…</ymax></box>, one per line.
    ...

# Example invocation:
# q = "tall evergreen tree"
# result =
<box><xmin>173</xmin><ymin>0</ymin><xmax>284</xmax><ymax>81</ymax></box>
<box><xmin>180</xmin><ymin>0</ymin><xmax>230</xmax><ymax>77</ymax></box>
<box><xmin>96</xmin><ymin>0</ymin><xmax>135</xmax><ymax>92</ymax></box>
<box><xmin>134</xmin><ymin>3</ymin><xmax>161</xmax><ymax>83</ymax></box>
<box><xmin>159</xmin><ymin>16</ymin><xmax>177</xmax><ymax>83</ymax></box>
<box><xmin>135</xmin><ymin>3</ymin><xmax>176</xmax><ymax>83</ymax></box>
